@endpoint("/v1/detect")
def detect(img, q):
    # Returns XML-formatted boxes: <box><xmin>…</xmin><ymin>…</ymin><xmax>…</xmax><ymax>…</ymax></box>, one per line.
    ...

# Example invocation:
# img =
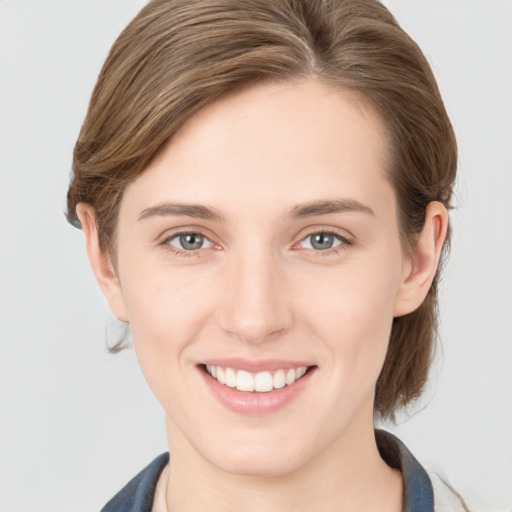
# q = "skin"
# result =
<box><xmin>77</xmin><ymin>77</ymin><xmax>448</xmax><ymax>512</ymax></box>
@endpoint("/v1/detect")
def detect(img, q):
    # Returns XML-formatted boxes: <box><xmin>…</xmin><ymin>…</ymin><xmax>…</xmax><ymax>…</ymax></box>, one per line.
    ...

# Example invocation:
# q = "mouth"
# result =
<box><xmin>198</xmin><ymin>360</ymin><xmax>317</xmax><ymax>415</ymax></box>
<box><xmin>202</xmin><ymin>364</ymin><xmax>313</xmax><ymax>392</ymax></box>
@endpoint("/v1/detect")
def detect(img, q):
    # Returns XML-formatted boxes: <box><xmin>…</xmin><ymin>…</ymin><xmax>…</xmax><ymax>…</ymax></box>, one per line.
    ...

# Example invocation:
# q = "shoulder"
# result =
<box><xmin>100</xmin><ymin>453</ymin><xmax>169</xmax><ymax>512</ymax></box>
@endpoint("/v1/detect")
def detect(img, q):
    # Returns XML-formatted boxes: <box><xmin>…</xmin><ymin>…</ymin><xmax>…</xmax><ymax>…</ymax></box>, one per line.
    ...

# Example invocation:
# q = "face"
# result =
<box><xmin>105</xmin><ymin>78</ymin><xmax>416</xmax><ymax>476</ymax></box>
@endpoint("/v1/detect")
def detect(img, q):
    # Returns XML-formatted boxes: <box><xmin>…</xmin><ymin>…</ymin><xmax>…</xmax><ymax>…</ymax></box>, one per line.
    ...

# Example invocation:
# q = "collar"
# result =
<box><xmin>100</xmin><ymin>452</ymin><xmax>169</xmax><ymax>512</ymax></box>
<box><xmin>376</xmin><ymin>429</ymin><xmax>434</xmax><ymax>511</ymax></box>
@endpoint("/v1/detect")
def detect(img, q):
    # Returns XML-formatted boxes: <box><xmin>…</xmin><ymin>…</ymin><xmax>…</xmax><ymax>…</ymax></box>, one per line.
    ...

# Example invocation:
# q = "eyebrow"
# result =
<box><xmin>288</xmin><ymin>199</ymin><xmax>375</xmax><ymax>218</ymax></box>
<box><xmin>138</xmin><ymin>203</ymin><xmax>225</xmax><ymax>222</ymax></box>
<box><xmin>138</xmin><ymin>198</ymin><xmax>374</xmax><ymax>222</ymax></box>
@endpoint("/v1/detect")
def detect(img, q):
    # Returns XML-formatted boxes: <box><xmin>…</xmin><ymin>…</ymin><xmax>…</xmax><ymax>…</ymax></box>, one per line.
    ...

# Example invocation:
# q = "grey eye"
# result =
<box><xmin>300</xmin><ymin>232</ymin><xmax>343</xmax><ymax>251</ymax></box>
<box><xmin>168</xmin><ymin>233</ymin><xmax>212</xmax><ymax>251</ymax></box>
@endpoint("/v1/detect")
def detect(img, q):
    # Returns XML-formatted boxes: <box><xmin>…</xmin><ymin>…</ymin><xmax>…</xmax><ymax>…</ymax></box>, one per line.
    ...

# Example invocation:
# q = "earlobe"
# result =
<box><xmin>75</xmin><ymin>203</ymin><xmax>129</xmax><ymax>322</ymax></box>
<box><xmin>393</xmin><ymin>201</ymin><xmax>448</xmax><ymax>317</ymax></box>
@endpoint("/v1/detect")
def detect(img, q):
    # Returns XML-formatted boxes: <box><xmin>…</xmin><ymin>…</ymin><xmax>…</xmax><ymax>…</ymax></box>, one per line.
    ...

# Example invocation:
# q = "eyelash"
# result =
<box><xmin>160</xmin><ymin>230</ymin><xmax>213</xmax><ymax>258</ymax></box>
<box><xmin>298</xmin><ymin>228</ymin><xmax>352</xmax><ymax>256</ymax></box>
<box><xmin>160</xmin><ymin>229</ymin><xmax>352</xmax><ymax>258</ymax></box>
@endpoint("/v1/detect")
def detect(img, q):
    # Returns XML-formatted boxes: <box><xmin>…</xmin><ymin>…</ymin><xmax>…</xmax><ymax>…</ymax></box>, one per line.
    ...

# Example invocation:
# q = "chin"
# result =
<box><xmin>197</xmin><ymin>430</ymin><xmax>318</xmax><ymax>478</ymax></box>
<box><xmin>211</xmin><ymin>449</ymin><xmax>306</xmax><ymax>479</ymax></box>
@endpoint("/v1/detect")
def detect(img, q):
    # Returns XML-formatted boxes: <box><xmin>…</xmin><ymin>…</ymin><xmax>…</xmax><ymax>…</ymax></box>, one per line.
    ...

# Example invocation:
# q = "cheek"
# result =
<box><xmin>120</xmin><ymin>276</ymin><xmax>213</xmax><ymax>415</ymax></box>
<box><xmin>300</xmin><ymin>255</ymin><xmax>402</xmax><ymax>379</ymax></box>
<box><xmin>115</xmin><ymin>252</ymin><xmax>216</xmax><ymax>383</ymax></box>
<box><xmin>304</xmin><ymin>253</ymin><xmax>400</xmax><ymax>328</ymax></box>
<box><xmin>123</xmin><ymin>274</ymin><xmax>212</xmax><ymax>347</ymax></box>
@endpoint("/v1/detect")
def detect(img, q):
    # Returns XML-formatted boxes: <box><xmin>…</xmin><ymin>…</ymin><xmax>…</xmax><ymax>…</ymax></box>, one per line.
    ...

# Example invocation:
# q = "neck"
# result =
<box><xmin>163</xmin><ymin>415</ymin><xmax>403</xmax><ymax>512</ymax></box>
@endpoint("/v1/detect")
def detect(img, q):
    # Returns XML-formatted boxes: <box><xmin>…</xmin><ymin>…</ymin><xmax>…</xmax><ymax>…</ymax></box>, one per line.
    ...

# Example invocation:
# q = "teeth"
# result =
<box><xmin>296</xmin><ymin>367</ymin><xmax>307</xmax><ymax>379</ymax></box>
<box><xmin>217</xmin><ymin>367</ymin><xmax>226</xmax><ymax>385</ymax></box>
<box><xmin>237</xmin><ymin>370</ymin><xmax>255</xmax><ymax>392</ymax></box>
<box><xmin>273</xmin><ymin>369</ymin><xmax>286</xmax><ymax>389</ymax></box>
<box><xmin>285</xmin><ymin>368</ymin><xmax>296</xmax><ymax>385</ymax></box>
<box><xmin>205</xmin><ymin>365</ymin><xmax>310</xmax><ymax>392</ymax></box>
<box><xmin>225</xmin><ymin>368</ymin><xmax>237</xmax><ymax>388</ymax></box>
<box><xmin>254</xmin><ymin>371</ymin><xmax>273</xmax><ymax>392</ymax></box>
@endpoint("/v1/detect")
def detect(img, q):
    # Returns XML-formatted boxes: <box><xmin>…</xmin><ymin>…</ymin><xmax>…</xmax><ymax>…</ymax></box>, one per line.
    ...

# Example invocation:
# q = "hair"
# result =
<box><xmin>66</xmin><ymin>0</ymin><xmax>457</xmax><ymax>420</ymax></box>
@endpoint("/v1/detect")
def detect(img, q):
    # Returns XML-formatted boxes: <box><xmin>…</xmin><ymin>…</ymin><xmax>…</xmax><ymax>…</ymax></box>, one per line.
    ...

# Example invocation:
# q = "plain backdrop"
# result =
<box><xmin>0</xmin><ymin>1</ymin><xmax>511</xmax><ymax>511</ymax></box>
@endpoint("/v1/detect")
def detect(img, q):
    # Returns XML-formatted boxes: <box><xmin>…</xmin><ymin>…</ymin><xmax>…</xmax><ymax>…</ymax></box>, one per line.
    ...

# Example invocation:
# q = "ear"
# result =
<box><xmin>393</xmin><ymin>201</ymin><xmax>449</xmax><ymax>317</ymax></box>
<box><xmin>76</xmin><ymin>203</ymin><xmax>129</xmax><ymax>322</ymax></box>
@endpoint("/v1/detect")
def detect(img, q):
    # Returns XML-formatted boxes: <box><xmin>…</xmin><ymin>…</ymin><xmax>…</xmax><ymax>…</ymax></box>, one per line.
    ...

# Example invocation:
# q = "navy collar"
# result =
<box><xmin>101</xmin><ymin>452</ymin><xmax>169</xmax><ymax>512</ymax></box>
<box><xmin>376</xmin><ymin>430</ymin><xmax>434</xmax><ymax>511</ymax></box>
<box><xmin>101</xmin><ymin>431</ymin><xmax>433</xmax><ymax>512</ymax></box>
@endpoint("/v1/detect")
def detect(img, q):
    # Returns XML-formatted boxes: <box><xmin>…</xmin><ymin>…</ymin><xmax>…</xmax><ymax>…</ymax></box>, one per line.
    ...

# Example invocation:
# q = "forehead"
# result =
<box><xmin>121</xmin><ymin>77</ymin><xmax>394</xmax><ymax>221</ymax></box>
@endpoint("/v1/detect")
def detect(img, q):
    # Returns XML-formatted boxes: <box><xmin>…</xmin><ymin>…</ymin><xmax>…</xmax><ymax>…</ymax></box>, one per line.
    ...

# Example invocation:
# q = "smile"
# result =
<box><xmin>205</xmin><ymin>365</ymin><xmax>309</xmax><ymax>392</ymax></box>
<box><xmin>199</xmin><ymin>359</ymin><xmax>317</xmax><ymax>415</ymax></box>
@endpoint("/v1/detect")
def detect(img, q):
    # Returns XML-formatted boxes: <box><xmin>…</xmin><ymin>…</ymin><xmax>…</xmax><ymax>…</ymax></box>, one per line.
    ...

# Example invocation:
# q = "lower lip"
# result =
<box><xmin>199</xmin><ymin>366</ymin><xmax>315</xmax><ymax>416</ymax></box>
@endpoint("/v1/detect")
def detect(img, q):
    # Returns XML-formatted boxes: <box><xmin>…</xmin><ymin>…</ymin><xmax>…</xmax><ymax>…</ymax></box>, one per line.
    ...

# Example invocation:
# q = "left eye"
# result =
<box><xmin>299</xmin><ymin>232</ymin><xmax>344</xmax><ymax>251</ymax></box>
<box><xmin>166</xmin><ymin>233</ymin><xmax>213</xmax><ymax>251</ymax></box>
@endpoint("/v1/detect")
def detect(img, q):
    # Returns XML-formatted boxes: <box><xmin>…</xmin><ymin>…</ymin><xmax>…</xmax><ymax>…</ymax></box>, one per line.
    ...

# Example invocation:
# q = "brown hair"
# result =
<box><xmin>66</xmin><ymin>0</ymin><xmax>457</xmax><ymax>419</ymax></box>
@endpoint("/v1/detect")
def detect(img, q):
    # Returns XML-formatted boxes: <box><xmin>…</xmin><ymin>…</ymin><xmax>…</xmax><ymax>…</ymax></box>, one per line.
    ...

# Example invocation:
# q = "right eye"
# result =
<box><xmin>164</xmin><ymin>232</ymin><xmax>214</xmax><ymax>252</ymax></box>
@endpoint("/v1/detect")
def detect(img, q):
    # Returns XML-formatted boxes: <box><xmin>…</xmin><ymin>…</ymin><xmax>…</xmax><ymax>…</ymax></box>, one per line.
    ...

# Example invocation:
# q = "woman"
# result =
<box><xmin>66</xmin><ymin>0</ymin><xmax>465</xmax><ymax>510</ymax></box>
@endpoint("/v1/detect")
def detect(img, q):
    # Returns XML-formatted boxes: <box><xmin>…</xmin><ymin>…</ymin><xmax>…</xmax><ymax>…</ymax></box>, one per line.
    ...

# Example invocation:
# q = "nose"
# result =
<box><xmin>216</xmin><ymin>245</ymin><xmax>293</xmax><ymax>344</ymax></box>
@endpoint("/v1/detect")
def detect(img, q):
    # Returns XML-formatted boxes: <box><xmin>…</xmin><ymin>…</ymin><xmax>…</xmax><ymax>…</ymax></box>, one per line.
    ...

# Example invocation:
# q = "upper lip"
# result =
<box><xmin>199</xmin><ymin>358</ymin><xmax>316</xmax><ymax>372</ymax></box>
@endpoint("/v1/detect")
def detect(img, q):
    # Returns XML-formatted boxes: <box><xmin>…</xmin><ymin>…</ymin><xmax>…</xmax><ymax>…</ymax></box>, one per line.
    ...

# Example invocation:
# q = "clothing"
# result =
<box><xmin>100</xmin><ymin>430</ymin><xmax>452</xmax><ymax>512</ymax></box>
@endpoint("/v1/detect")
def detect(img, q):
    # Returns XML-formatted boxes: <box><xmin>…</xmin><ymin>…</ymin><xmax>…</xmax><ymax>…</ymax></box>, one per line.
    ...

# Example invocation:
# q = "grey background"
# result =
<box><xmin>0</xmin><ymin>0</ymin><xmax>511</xmax><ymax>510</ymax></box>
